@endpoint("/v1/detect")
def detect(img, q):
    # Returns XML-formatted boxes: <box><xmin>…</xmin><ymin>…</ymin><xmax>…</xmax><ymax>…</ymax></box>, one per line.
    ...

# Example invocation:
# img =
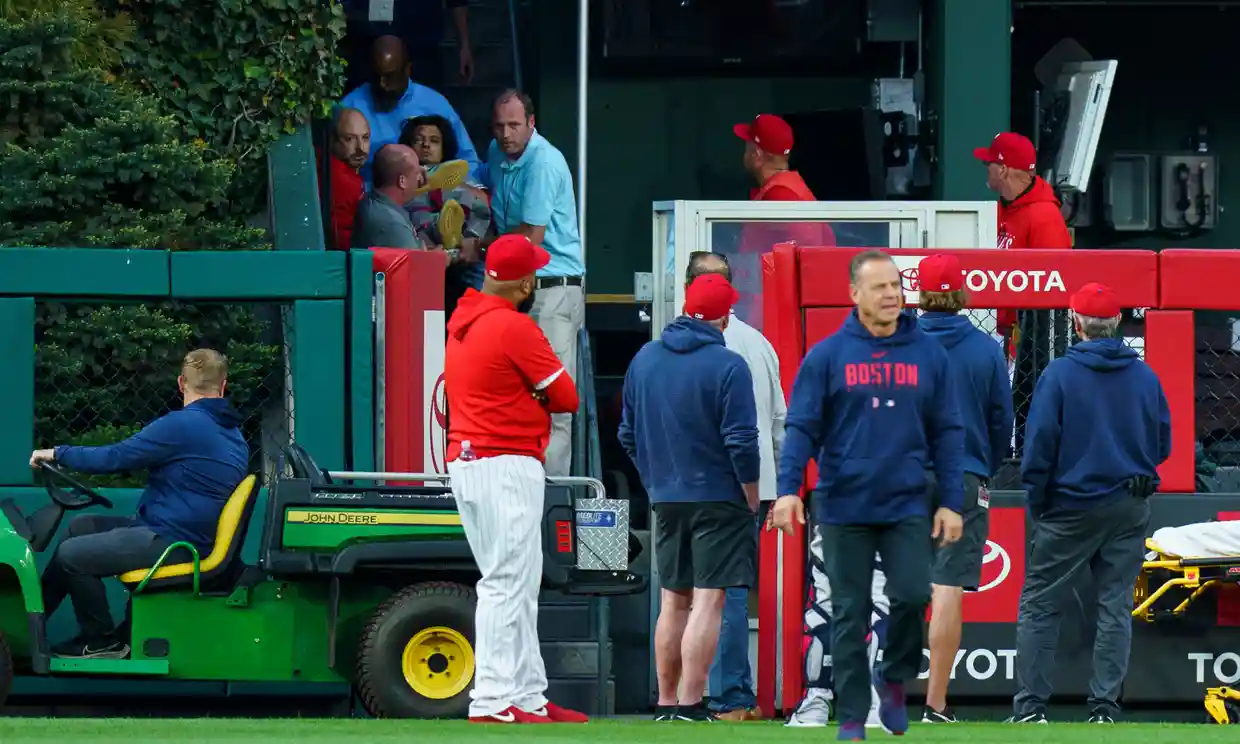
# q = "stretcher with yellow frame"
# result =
<box><xmin>1132</xmin><ymin>537</ymin><xmax>1240</xmax><ymax>622</ymax></box>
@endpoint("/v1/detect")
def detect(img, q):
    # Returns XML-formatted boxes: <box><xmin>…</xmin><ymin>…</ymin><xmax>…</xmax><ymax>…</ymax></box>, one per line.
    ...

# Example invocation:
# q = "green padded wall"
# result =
<box><xmin>0</xmin><ymin>299</ymin><xmax>34</xmax><ymax>485</ymax></box>
<box><xmin>170</xmin><ymin>251</ymin><xmax>347</xmax><ymax>299</ymax></box>
<box><xmin>291</xmin><ymin>300</ymin><xmax>346</xmax><ymax>471</ymax></box>
<box><xmin>0</xmin><ymin>249</ymin><xmax>168</xmax><ymax>297</ymax></box>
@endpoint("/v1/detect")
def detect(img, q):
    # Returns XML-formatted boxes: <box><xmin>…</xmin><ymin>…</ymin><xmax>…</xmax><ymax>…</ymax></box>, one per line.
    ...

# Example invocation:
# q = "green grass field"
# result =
<box><xmin>0</xmin><ymin>718</ymin><xmax>1234</xmax><ymax>743</ymax></box>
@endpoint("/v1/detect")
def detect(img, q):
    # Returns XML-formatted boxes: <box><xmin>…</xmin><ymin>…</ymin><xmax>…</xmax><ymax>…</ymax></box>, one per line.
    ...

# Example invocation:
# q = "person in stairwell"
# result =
<box><xmin>730</xmin><ymin>114</ymin><xmax>836</xmax><ymax>329</ymax></box>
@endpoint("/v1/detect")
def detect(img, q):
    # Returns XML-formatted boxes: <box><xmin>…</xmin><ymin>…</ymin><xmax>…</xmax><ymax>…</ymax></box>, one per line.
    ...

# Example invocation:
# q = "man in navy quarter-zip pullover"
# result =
<box><xmin>769</xmin><ymin>249</ymin><xmax>965</xmax><ymax>742</ymax></box>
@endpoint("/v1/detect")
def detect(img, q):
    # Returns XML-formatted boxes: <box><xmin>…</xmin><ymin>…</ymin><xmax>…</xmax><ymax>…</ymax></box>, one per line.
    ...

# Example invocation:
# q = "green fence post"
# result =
<box><xmin>0</xmin><ymin>299</ymin><xmax>35</xmax><ymax>485</ymax></box>
<box><xmin>348</xmin><ymin>251</ymin><xmax>375</xmax><ymax>472</ymax></box>
<box><xmin>291</xmin><ymin>300</ymin><xmax>346</xmax><ymax>470</ymax></box>
<box><xmin>268</xmin><ymin>127</ymin><xmax>326</xmax><ymax>252</ymax></box>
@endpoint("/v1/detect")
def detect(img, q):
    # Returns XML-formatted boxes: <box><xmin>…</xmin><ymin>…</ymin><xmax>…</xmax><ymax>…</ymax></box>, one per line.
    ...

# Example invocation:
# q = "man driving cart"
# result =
<box><xmin>28</xmin><ymin>349</ymin><xmax>247</xmax><ymax>659</ymax></box>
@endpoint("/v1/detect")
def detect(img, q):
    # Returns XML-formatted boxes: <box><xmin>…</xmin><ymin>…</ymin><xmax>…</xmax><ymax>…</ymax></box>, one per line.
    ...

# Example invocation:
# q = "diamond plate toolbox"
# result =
<box><xmin>573</xmin><ymin>498</ymin><xmax>630</xmax><ymax>571</ymax></box>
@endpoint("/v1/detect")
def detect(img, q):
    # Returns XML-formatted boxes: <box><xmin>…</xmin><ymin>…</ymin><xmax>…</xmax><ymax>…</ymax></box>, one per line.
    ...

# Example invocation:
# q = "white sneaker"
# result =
<box><xmin>785</xmin><ymin>689</ymin><xmax>832</xmax><ymax>727</ymax></box>
<box><xmin>865</xmin><ymin>705</ymin><xmax>882</xmax><ymax>729</ymax></box>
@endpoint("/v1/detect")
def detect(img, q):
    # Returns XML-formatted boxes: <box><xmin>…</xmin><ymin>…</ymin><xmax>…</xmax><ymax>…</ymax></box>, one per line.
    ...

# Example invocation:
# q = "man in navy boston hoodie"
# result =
<box><xmin>619</xmin><ymin>273</ymin><xmax>760</xmax><ymax>723</ymax></box>
<box><xmin>1010</xmin><ymin>283</ymin><xmax>1170</xmax><ymax>725</ymax></box>
<box><xmin>770</xmin><ymin>250</ymin><xmax>966</xmax><ymax>741</ymax></box>
<box><xmin>30</xmin><ymin>349</ymin><xmax>248</xmax><ymax>659</ymax></box>
<box><xmin>916</xmin><ymin>253</ymin><xmax>1014</xmax><ymax>724</ymax></box>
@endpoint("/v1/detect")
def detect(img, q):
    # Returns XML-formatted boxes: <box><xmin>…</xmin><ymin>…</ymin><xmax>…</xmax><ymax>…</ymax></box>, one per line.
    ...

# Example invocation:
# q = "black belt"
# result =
<box><xmin>535</xmin><ymin>275</ymin><xmax>583</xmax><ymax>289</ymax></box>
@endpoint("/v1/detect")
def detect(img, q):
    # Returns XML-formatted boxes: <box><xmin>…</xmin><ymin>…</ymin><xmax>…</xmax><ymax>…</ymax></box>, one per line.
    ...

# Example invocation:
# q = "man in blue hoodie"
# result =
<box><xmin>915</xmin><ymin>253</ymin><xmax>1015</xmax><ymax>724</ymax></box>
<box><xmin>29</xmin><ymin>349</ymin><xmax>248</xmax><ymax>659</ymax></box>
<box><xmin>619</xmin><ymin>273</ymin><xmax>761</xmax><ymax>723</ymax></box>
<box><xmin>770</xmin><ymin>249</ymin><xmax>966</xmax><ymax>742</ymax></box>
<box><xmin>1010</xmin><ymin>283</ymin><xmax>1170</xmax><ymax>725</ymax></box>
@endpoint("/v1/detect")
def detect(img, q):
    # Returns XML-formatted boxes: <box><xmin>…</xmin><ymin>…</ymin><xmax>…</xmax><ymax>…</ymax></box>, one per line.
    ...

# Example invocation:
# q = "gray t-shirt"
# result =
<box><xmin>351</xmin><ymin>190</ymin><xmax>417</xmax><ymax>249</ymax></box>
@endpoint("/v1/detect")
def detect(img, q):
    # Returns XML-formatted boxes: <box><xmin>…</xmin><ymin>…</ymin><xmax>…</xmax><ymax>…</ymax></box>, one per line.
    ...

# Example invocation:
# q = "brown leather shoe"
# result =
<box><xmin>716</xmin><ymin>706</ymin><xmax>763</xmax><ymax>722</ymax></box>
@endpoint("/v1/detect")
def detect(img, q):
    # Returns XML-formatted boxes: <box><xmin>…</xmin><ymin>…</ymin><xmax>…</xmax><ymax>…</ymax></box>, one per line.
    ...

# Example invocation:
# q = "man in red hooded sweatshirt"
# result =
<box><xmin>731</xmin><ymin>114</ymin><xmax>836</xmax><ymax>329</ymax></box>
<box><xmin>444</xmin><ymin>233</ymin><xmax>587</xmax><ymax>725</ymax></box>
<box><xmin>974</xmin><ymin>131</ymin><xmax>1071</xmax><ymax>456</ymax></box>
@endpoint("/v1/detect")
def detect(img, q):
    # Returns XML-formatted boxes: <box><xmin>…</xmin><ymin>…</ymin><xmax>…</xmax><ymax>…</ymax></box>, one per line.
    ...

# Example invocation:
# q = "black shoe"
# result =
<box><xmin>674</xmin><ymin>702</ymin><xmax>718</xmax><ymax>722</ymax></box>
<box><xmin>654</xmin><ymin>705</ymin><xmax>678</xmax><ymax>721</ymax></box>
<box><xmin>922</xmin><ymin>705</ymin><xmax>958</xmax><ymax>723</ymax></box>
<box><xmin>53</xmin><ymin>637</ymin><xmax>129</xmax><ymax>659</ymax></box>
<box><xmin>1004</xmin><ymin>711</ymin><xmax>1048</xmax><ymax>724</ymax></box>
<box><xmin>1088</xmin><ymin>707</ymin><xmax>1116</xmax><ymax>724</ymax></box>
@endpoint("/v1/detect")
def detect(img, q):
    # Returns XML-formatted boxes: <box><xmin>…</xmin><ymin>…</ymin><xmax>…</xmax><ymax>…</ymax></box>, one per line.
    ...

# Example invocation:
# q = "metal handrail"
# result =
<box><xmin>325</xmin><ymin>471</ymin><xmax>607</xmax><ymax>501</ymax></box>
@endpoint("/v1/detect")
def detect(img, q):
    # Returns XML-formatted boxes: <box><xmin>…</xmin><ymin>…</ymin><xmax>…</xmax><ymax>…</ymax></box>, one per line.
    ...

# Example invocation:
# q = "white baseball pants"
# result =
<box><xmin>449</xmin><ymin>454</ymin><xmax>549</xmax><ymax>717</ymax></box>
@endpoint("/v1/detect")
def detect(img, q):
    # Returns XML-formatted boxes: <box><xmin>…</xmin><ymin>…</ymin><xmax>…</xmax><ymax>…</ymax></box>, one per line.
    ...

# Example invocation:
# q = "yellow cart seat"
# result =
<box><xmin>118</xmin><ymin>474</ymin><xmax>259</xmax><ymax>591</ymax></box>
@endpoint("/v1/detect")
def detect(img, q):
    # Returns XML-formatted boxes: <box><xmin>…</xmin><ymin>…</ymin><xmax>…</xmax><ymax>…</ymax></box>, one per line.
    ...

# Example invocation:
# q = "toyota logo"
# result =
<box><xmin>899</xmin><ymin>267</ymin><xmax>921</xmax><ymax>292</ymax></box>
<box><xmin>975</xmin><ymin>540</ymin><xmax>1011</xmax><ymax>593</ymax></box>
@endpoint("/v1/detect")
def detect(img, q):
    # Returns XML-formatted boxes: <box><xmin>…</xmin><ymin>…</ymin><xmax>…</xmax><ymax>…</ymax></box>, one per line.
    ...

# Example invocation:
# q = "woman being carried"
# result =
<box><xmin>399</xmin><ymin>115</ymin><xmax>492</xmax><ymax>318</ymax></box>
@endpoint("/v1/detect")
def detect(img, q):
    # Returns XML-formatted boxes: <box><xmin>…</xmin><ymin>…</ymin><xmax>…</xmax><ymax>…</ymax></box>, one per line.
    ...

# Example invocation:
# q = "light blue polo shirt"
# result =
<box><xmin>486</xmin><ymin>130</ymin><xmax>584</xmax><ymax>278</ymax></box>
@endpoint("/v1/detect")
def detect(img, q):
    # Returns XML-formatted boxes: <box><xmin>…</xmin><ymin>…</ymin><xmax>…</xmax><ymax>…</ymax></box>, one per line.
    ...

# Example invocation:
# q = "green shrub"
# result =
<box><xmin>0</xmin><ymin>10</ymin><xmax>282</xmax><ymax>485</ymax></box>
<box><xmin>102</xmin><ymin>0</ymin><xmax>348</xmax><ymax>215</ymax></box>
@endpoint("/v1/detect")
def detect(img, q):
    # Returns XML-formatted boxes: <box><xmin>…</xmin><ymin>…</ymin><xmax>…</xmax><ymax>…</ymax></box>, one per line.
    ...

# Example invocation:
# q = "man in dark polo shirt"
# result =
<box><xmin>352</xmin><ymin>144</ymin><xmax>425</xmax><ymax>249</ymax></box>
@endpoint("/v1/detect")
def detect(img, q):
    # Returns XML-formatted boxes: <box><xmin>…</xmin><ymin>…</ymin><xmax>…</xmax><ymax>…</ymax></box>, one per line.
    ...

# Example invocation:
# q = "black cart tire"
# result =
<box><xmin>0</xmin><ymin>630</ymin><xmax>12</xmax><ymax>708</ymax></box>
<box><xmin>356</xmin><ymin>581</ymin><xmax>477</xmax><ymax>719</ymax></box>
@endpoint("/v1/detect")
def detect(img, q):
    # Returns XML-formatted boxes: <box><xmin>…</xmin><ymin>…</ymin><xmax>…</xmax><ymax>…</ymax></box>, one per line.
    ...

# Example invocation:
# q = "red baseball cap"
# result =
<box><xmin>684</xmin><ymin>274</ymin><xmax>740</xmax><ymax>322</ymax></box>
<box><xmin>917</xmin><ymin>254</ymin><xmax>964</xmax><ymax>292</ymax></box>
<box><xmin>485</xmin><ymin>234</ymin><xmax>550</xmax><ymax>281</ymax></box>
<box><xmin>733</xmin><ymin>114</ymin><xmax>794</xmax><ymax>156</ymax></box>
<box><xmin>973</xmin><ymin>132</ymin><xmax>1037</xmax><ymax>171</ymax></box>
<box><xmin>1070</xmin><ymin>282</ymin><xmax>1121</xmax><ymax>318</ymax></box>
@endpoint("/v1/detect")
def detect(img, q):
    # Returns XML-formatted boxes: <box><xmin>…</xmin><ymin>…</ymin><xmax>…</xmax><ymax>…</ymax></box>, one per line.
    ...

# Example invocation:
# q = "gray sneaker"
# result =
<box><xmin>786</xmin><ymin>690</ymin><xmax>832</xmax><ymax>727</ymax></box>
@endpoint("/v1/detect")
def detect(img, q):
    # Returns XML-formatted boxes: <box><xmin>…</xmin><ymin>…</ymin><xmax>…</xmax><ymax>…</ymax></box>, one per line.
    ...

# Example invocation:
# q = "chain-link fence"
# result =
<box><xmin>1193</xmin><ymin>312</ymin><xmax>1240</xmax><ymax>487</ymax></box>
<box><xmin>957</xmin><ymin>307</ymin><xmax>1148</xmax><ymax>490</ymax></box>
<box><xmin>34</xmin><ymin>300</ymin><xmax>294</xmax><ymax>488</ymax></box>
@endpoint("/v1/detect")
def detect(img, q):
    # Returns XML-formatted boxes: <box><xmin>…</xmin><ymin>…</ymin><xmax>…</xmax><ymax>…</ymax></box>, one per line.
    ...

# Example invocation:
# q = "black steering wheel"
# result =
<box><xmin>39</xmin><ymin>462</ymin><xmax>114</xmax><ymax>510</ymax></box>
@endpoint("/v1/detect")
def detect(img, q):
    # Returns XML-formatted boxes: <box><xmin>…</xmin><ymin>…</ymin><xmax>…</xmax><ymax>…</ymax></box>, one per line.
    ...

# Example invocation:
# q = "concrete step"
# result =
<box><xmin>546</xmin><ymin>677</ymin><xmax>615</xmax><ymax>716</ymax></box>
<box><xmin>542</xmin><ymin>640</ymin><xmax>612</xmax><ymax>678</ymax></box>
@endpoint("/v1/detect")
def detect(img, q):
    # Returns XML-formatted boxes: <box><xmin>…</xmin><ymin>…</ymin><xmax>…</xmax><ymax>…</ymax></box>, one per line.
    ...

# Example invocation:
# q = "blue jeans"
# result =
<box><xmin>707</xmin><ymin>505</ymin><xmax>765</xmax><ymax>712</ymax></box>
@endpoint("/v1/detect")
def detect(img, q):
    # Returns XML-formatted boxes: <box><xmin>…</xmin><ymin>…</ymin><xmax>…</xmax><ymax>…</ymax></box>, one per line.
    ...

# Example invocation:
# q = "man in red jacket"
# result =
<box><xmin>732</xmin><ymin>114</ymin><xmax>835</xmax><ymax>329</ymax></box>
<box><xmin>315</xmin><ymin>107</ymin><xmax>369</xmax><ymax>250</ymax></box>
<box><xmin>974</xmin><ymin>132</ymin><xmax>1072</xmax><ymax>252</ymax></box>
<box><xmin>444</xmin><ymin>233</ymin><xmax>586</xmax><ymax>725</ymax></box>
<box><xmin>974</xmin><ymin>131</ymin><xmax>1072</xmax><ymax>456</ymax></box>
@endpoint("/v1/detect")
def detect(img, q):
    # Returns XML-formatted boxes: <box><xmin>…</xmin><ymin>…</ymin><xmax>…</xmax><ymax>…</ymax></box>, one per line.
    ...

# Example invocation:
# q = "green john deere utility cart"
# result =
<box><xmin>0</xmin><ymin>446</ymin><xmax>644</xmax><ymax>718</ymax></box>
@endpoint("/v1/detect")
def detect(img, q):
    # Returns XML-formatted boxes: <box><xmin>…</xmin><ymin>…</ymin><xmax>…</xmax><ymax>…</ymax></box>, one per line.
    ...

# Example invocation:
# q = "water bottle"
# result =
<box><xmin>458</xmin><ymin>440</ymin><xmax>478</xmax><ymax>462</ymax></box>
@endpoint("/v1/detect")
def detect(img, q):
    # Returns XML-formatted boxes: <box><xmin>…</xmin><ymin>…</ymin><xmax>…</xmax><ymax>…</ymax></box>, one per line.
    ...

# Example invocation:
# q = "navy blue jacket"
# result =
<box><xmin>777</xmin><ymin>310</ymin><xmax>966</xmax><ymax>524</ymax></box>
<box><xmin>1022</xmin><ymin>338</ymin><xmax>1171</xmax><ymax>515</ymax></box>
<box><xmin>618</xmin><ymin>317</ymin><xmax>761</xmax><ymax>505</ymax></box>
<box><xmin>56</xmin><ymin>398</ymin><xmax>249</xmax><ymax>550</ymax></box>
<box><xmin>920</xmin><ymin>312</ymin><xmax>1014</xmax><ymax>479</ymax></box>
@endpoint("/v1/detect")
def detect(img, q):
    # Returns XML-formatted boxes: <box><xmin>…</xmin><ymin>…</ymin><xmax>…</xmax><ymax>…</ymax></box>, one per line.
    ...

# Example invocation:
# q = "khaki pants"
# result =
<box><xmin>529</xmin><ymin>284</ymin><xmax>584</xmax><ymax>477</ymax></box>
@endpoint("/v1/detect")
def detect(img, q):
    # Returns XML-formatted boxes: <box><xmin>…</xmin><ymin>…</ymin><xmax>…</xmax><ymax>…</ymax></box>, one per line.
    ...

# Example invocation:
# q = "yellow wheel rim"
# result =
<box><xmin>401</xmin><ymin>626</ymin><xmax>474</xmax><ymax>699</ymax></box>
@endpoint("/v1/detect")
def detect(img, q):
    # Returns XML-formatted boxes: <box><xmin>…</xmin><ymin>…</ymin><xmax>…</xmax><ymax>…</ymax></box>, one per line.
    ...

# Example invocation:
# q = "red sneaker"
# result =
<box><xmin>529</xmin><ymin>702</ymin><xmax>589</xmax><ymax>723</ymax></box>
<box><xmin>469</xmin><ymin>705</ymin><xmax>553</xmax><ymax>724</ymax></box>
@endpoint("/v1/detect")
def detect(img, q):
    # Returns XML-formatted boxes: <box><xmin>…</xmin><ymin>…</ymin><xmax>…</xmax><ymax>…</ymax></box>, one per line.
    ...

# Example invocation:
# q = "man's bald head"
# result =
<box><xmin>331</xmin><ymin>107</ymin><xmax>370</xmax><ymax>170</ymax></box>
<box><xmin>370</xmin><ymin>36</ymin><xmax>411</xmax><ymax>112</ymax></box>
<box><xmin>373</xmin><ymin>35</ymin><xmax>408</xmax><ymax>72</ymax></box>
<box><xmin>373</xmin><ymin>144</ymin><xmax>423</xmax><ymax>202</ymax></box>
<box><xmin>686</xmin><ymin>251</ymin><xmax>731</xmax><ymax>286</ymax></box>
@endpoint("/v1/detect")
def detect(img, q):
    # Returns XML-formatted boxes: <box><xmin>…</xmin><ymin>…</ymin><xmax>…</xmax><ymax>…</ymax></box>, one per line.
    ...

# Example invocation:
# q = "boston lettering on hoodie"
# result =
<box><xmin>619</xmin><ymin>316</ymin><xmax>761</xmax><ymax>505</ymax></box>
<box><xmin>920</xmin><ymin>312</ymin><xmax>1014</xmax><ymax>479</ymax></box>
<box><xmin>54</xmin><ymin>398</ymin><xmax>248</xmax><ymax>551</ymax></box>
<box><xmin>777</xmin><ymin>310</ymin><xmax>966</xmax><ymax>525</ymax></box>
<box><xmin>1022</xmin><ymin>338</ymin><xmax>1171</xmax><ymax>516</ymax></box>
